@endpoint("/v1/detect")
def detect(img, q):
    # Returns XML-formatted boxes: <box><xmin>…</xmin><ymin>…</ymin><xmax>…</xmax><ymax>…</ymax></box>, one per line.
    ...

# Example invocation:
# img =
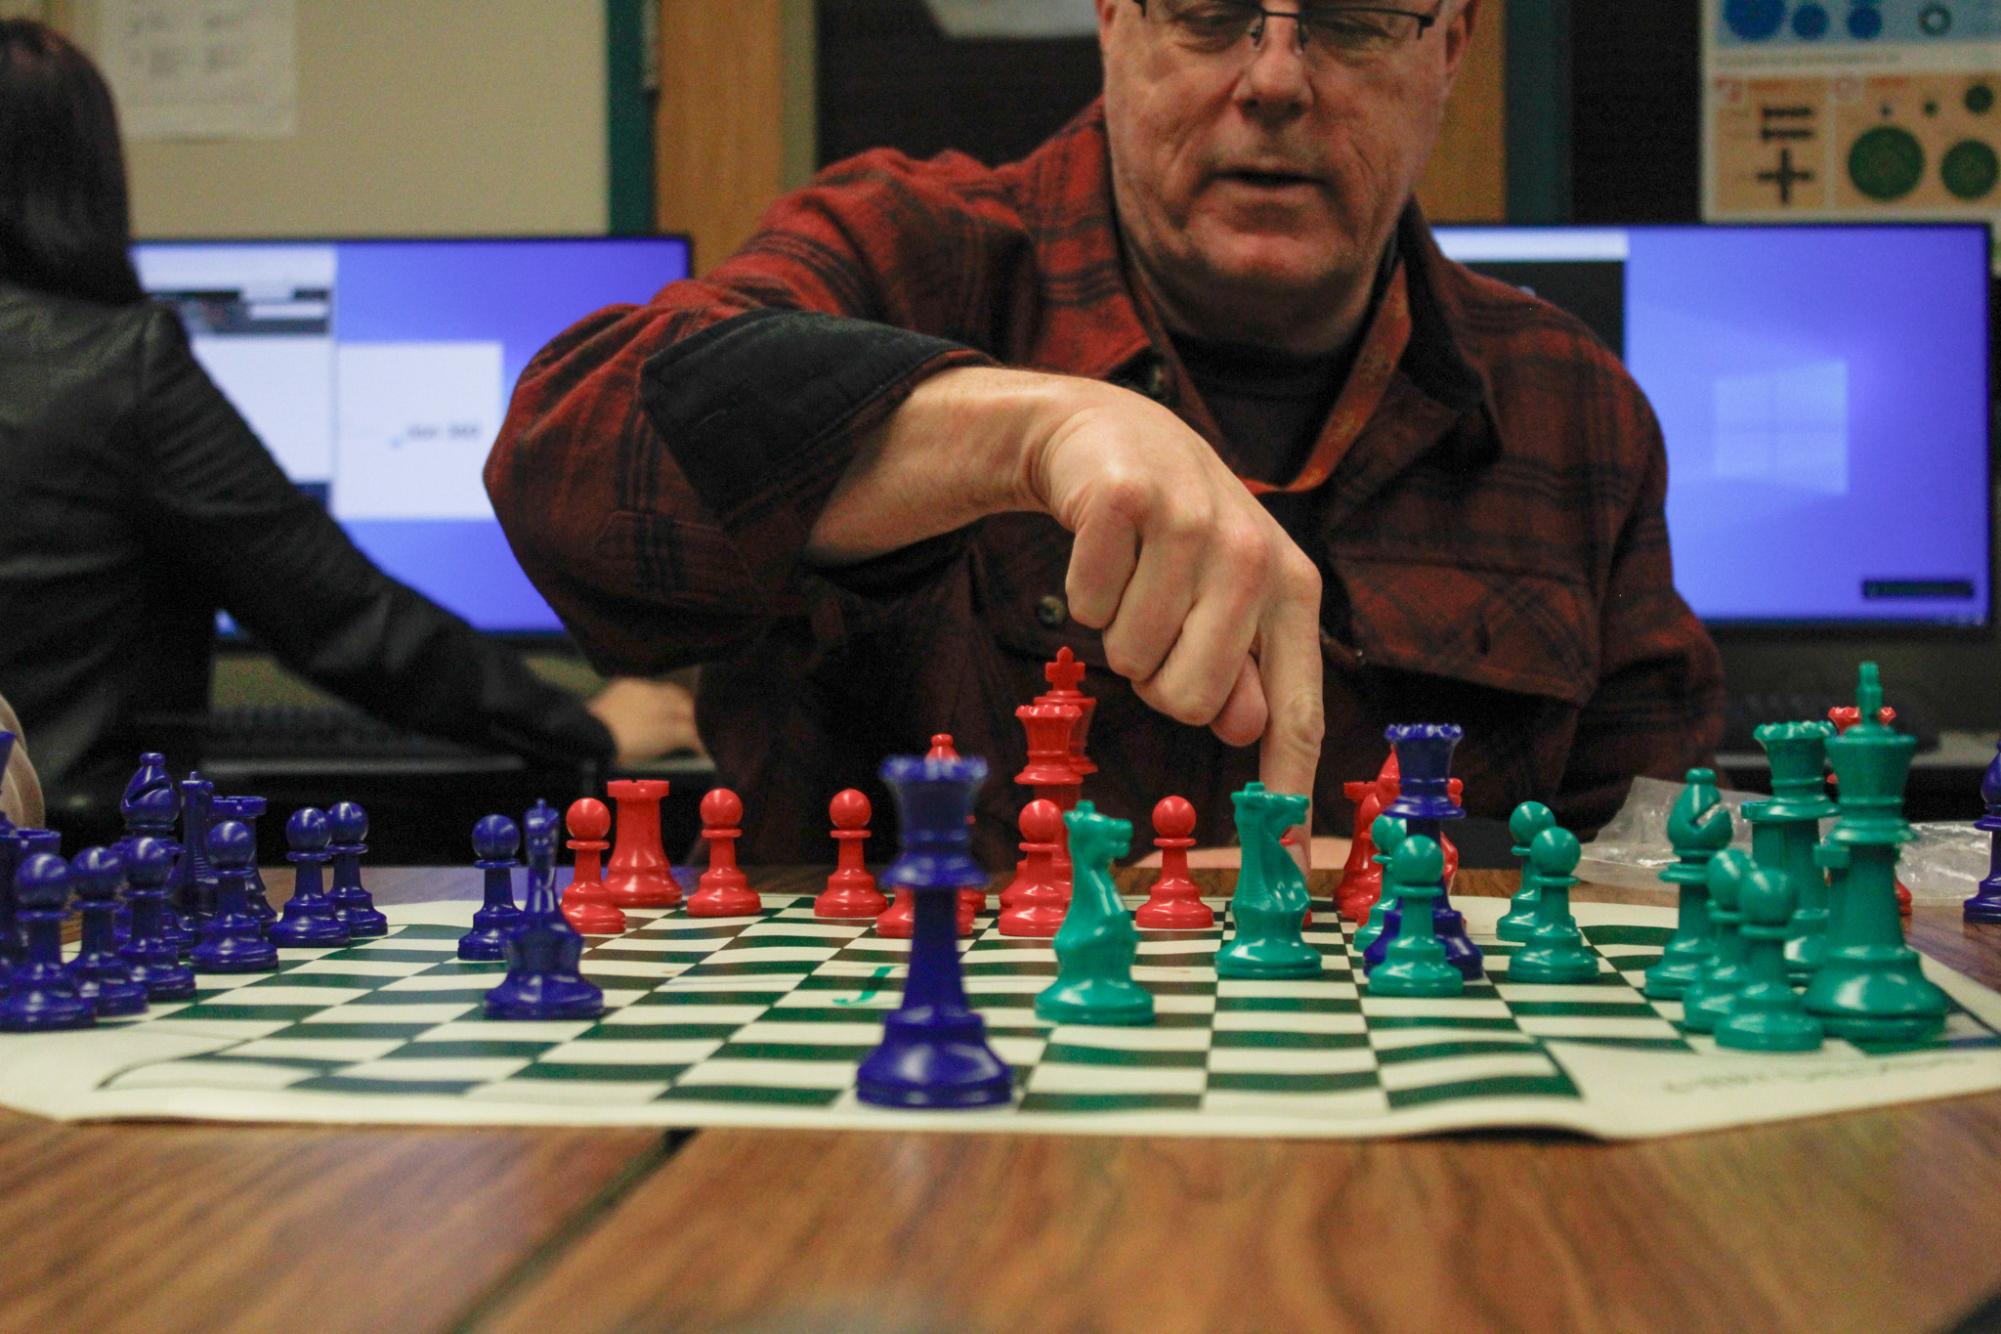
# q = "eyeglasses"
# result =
<box><xmin>1134</xmin><ymin>0</ymin><xmax>1443</xmax><ymax>63</ymax></box>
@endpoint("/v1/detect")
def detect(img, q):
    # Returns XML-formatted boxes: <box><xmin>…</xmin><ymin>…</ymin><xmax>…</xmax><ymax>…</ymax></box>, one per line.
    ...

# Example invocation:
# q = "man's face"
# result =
<box><xmin>1097</xmin><ymin>0</ymin><xmax>1475</xmax><ymax>352</ymax></box>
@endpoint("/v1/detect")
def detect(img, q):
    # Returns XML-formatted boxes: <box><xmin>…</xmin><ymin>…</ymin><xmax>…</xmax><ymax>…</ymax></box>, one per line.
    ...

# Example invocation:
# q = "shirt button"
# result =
<box><xmin>1035</xmin><ymin>595</ymin><xmax>1068</xmax><ymax>628</ymax></box>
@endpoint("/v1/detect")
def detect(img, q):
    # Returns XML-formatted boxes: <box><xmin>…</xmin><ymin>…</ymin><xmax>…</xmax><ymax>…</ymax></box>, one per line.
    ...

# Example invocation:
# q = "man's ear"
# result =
<box><xmin>1097</xmin><ymin>0</ymin><xmax>1127</xmax><ymax>54</ymax></box>
<box><xmin>1441</xmin><ymin>0</ymin><xmax>1480</xmax><ymax>87</ymax></box>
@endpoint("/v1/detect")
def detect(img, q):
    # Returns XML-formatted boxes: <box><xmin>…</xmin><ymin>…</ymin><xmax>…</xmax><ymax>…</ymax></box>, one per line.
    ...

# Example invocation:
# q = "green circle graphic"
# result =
<box><xmin>1942</xmin><ymin>139</ymin><xmax>1999</xmax><ymax>199</ymax></box>
<box><xmin>1848</xmin><ymin>126</ymin><xmax>1925</xmax><ymax>201</ymax></box>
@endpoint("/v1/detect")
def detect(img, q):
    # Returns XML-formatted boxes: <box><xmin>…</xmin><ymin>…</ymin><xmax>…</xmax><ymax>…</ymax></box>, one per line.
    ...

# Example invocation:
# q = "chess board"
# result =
<box><xmin>7</xmin><ymin>893</ymin><xmax>2001</xmax><ymax>1139</ymax></box>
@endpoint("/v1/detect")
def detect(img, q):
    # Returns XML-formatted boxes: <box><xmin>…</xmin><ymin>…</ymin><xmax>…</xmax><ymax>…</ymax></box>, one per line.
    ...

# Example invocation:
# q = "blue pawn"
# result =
<box><xmin>213</xmin><ymin>795</ymin><xmax>277</xmax><ymax>926</ymax></box>
<box><xmin>1</xmin><ymin>855</ymin><xmax>94</xmax><ymax>1030</ymax></box>
<box><xmin>119</xmin><ymin>758</ymin><xmax>193</xmax><ymax>956</ymax></box>
<box><xmin>117</xmin><ymin>837</ymin><xmax>196</xmax><ymax>1000</ymax></box>
<box><xmin>191</xmin><ymin>821</ymin><xmax>278</xmax><ymax>973</ymax></box>
<box><xmin>856</xmin><ymin>754</ymin><xmax>1013</xmax><ymax>1109</ymax></box>
<box><xmin>460</xmin><ymin>815</ymin><xmax>523</xmax><ymax>961</ymax></box>
<box><xmin>64</xmin><ymin>847</ymin><xmax>149</xmax><ymax>1017</ymax></box>
<box><xmin>269</xmin><ymin>808</ymin><xmax>350</xmax><ymax>948</ymax></box>
<box><xmin>327</xmin><ymin>801</ymin><xmax>387</xmax><ymax>938</ymax></box>
<box><xmin>3</xmin><ymin>828</ymin><xmax>61</xmax><ymax>976</ymax></box>
<box><xmin>484</xmin><ymin>803</ymin><xmax>603</xmax><ymax>1019</ymax></box>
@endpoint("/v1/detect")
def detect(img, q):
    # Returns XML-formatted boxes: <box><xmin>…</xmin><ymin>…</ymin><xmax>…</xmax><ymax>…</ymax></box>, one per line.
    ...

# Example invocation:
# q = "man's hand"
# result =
<box><xmin>1024</xmin><ymin>379</ymin><xmax>1326</xmax><ymax>805</ymax></box>
<box><xmin>809</xmin><ymin>366</ymin><xmax>1325</xmax><ymax>822</ymax></box>
<box><xmin>586</xmin><ymin>677</ymin><xmax>703</xmax><ymax>765</ymax></box>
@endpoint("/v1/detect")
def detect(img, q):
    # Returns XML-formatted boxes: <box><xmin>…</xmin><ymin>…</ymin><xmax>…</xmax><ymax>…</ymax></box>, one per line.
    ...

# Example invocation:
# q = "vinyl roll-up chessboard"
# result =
<box><xmin>6</xmin><ymin>894</ymin><xmax>2001</xmax><ymax>1138</ymax></box>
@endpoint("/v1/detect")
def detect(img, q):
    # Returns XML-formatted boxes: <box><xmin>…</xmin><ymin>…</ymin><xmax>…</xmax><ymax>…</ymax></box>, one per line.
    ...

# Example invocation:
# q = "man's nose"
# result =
<box><xmin>1239</xmin><ymin>11</ymin><xmax>1314</xmax><ymax>114</ymax></box>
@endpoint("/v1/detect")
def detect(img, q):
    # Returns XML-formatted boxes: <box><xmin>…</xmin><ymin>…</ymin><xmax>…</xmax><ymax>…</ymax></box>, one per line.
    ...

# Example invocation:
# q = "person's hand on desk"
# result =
<box><xmin>586</xmin><ymin>677</ymin><xmax>704</xmax><ymax>764</ymax></box>
<box><xmin>0</xmin><ymin>689</ymin><xmax>44</xmax><ymax>827</ymax></box>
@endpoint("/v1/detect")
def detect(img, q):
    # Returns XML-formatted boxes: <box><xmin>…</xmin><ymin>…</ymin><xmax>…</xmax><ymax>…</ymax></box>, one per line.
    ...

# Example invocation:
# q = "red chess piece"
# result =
<box><xmin>560</xmin><ymin>798</ymin><xmax>627</xmax><ymax>934</ymax></box>
<box><xmin>1136</xmin><ymin>795</ymin><xmax>1212</xmax><ymax>930</ymax></box>
<box><xmin>1336</xmin><ymin>752</ymin><xmax>1399</xmax><ymax>921</ymax></box>
<box><xmin>816</xmin><ymin>789</ymin><xmax>886</xmax><ymax>919</ymax></box>
<box><xmin>603</xmin><ymin>778</ymin><xmax>682</xmax><ymax>908</ymax></box>
<box><xmin>1829</xmin><ymin>704</ymin><xmax>1911</xmax><ymax>914</ymax></box>
<box><xmin>999</xmin><ymin>799</ymin><xmax>1070</xmax><ymax>937</ymax></box>
<box><xmin>925</xmin><ymin>735</ymin><xmax>987</xmax><ymax>925</ymax></box>
<box><xmin>687</xmin><ymin>788</ymin><xmax>760</xmax><ymax>917</ymax></box>
<box><xmin>1015</xmin><ymin>701</ymin><xmax>1082</xmax><ymax>897</ymax></box>
<box><xmin>1037</xmin><ymin>647</ymin><xmax>1097</xmax><ymax>781</ymax></box>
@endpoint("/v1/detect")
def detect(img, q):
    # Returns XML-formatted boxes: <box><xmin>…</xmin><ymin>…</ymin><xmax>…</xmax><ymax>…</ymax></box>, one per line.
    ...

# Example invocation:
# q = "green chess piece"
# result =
<box><xmin>1367</xmin><ymin>836</ymin><xmax>1463</xmax><ymax>997</ymax></box>
<box><xmin>1716</xmin><ymin>863</ymin><xmax>1825</xmax><ymax>1053</ymax></box>
<box><xmin>1507</xmin><ymin>826</ymin><xmax>1597</xmax><ymax>984</ymax></box>
<box><xmin>1645</xmin><ymin>768</ymin><xmax>1733</xmax><ymax>1000</ymax></box>
<box><xmin>1682</xmin><ymin>848</ymin><xmax>1755</xmax><ymax>1034</ymax></box>
<box><xmin>1496</xmin><ymin>800</ymin><xmax>1557</xmax><ymax>943</ymax></box>
<box><xmin>1216</xmin><ymin>783</ymin><xmax>1322</xmax><ymax>980</ymax></box>
<box><xmin>1352</xmin><ymin>814</ymin><xmax>1407</xmax><ymax>955</ymax></box>
<box><xmin>1750</xmin><ymin>721</ymin><xmax>1838</xmax><ymax>982</ymax></box>
<box><xmin>1801</xmin><ymin>664</ymin><xmax>1949</xmax><ymax>1043</ymax></box>
<box><xmin>1035</xmin><ymin>801</ymin><xmax>1154</xmax><ymax>1026</ymax></box>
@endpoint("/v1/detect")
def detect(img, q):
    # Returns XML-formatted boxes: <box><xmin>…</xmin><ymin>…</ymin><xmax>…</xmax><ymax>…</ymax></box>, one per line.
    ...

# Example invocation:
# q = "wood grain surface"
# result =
<box><xmin>15</xmin><ymin>866</ymin><xmax>2001</xmax><ymax>1334</ymax></box>
<box><xmin>462</xmin><ymin>872</ymin><xmax>2001</xmax><ymax>1334</ymax></box>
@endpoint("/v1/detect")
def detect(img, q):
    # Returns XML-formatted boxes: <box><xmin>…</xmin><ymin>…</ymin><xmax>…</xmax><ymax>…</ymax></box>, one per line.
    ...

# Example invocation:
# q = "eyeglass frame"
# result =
<box><xmin>1130</xmin><ymin>0</ymin><xmax>1447</xmax><ymax>58</ymax></box>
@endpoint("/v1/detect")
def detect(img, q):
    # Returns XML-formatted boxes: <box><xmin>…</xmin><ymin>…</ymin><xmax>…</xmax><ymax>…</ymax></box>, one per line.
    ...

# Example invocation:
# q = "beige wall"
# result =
<box><xmin>51</xmin><ymin>0</ymin><xmax>609</xmax><ymax>238</ymax></box>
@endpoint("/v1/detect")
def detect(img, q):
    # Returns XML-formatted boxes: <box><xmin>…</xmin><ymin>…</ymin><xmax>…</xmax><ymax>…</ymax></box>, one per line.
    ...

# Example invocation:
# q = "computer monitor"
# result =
<box><xmin>132</xmin><ymin>235</ymin><xmax>695</xmax><ymax>636</ymax></box>
<box><xmin>1433</xmin><ymin>223</ymin><xmax>1993</xmax><ymax>630</ymax></box>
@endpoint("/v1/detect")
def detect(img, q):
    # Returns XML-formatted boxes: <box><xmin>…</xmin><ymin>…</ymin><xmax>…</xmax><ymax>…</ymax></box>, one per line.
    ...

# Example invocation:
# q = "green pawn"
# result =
<box><xmin>1495</xmin><ymin>800</ymin><xmax>1557</xmax><ymax>942</ymax></box>
<box><xmin>1801</xmin><ymin>663</ymin><xmax>1948</xmax><ymax>1043</ymax></box>
<box><xmin>1750</xmin><ymin>720</ymin><xmax>1838</xmax><ymax>982</ymax></box>
<box><xmin>1368</xmin><ymin>836</ymin><xmax>1463</xmax><ymax>997</ymax></box>
<box><xmin>1717</xmin><ymin>863</ymin><xmax>1825</xmax><ymax>1052</ymax></box>
<box><xmin>1681</xmin><ymin>849</ymin><xmax>1755</xmax><ymax>1034</ymax></box>
<box><xmin>1508</xmin><ymin>827</ymin><xmax>1597</xmax><ymax>984</ymax></box>
<box><xmin>1645</xmin><ymin>768</ymin><xmax>1733</xmax><ymax>1000</ymax></box>
<box><xmin>1216</xmin><ymin>783</ymin><xmax>1321</xmax><ymax>980</ymax></box>
<box><xmin>1035</xmin><ymin>801</ymin><xmax>1154</xmax><ymax>1026</ymax></box>
<box><xmin>1353</xmin><ymin>814</ymin><xmax>1407</xmax><ymax>955</ymax></box>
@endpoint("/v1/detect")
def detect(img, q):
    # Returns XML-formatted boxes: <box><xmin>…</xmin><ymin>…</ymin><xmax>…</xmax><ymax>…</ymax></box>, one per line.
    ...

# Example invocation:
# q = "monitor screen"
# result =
<box><xmin>1434</xmin><ymin>223</ymin><xmax>1992</xmax><ymax>628</ymax></box>
<box><xmin>132</xmin><ymin>236</ymin><xmax>694</xmax><ymax>635</ymax></box>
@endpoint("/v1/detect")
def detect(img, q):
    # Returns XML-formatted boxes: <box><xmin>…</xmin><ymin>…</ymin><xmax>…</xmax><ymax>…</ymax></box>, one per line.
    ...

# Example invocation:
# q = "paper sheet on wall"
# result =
<box><xmin>1703</xmin><ymin>1</ymin><xmax>2001</xmax><ymax>235</ymax></box>
<box><xmin>97</xmin><ymin>0</ymin><xmax>296</xmax><ymax>140</ymax></box>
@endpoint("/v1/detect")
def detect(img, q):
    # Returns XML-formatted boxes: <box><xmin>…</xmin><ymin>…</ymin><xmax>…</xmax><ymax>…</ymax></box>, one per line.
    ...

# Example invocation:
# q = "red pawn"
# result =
<box><xmin>1137</xmin><ymin>795</ymin><xmax>1212</xmax><ymax>930</ymax></box>
<box><xmin>816</xmin><ymin>789</ymin><xmax>885</xmax><ymax>919</ymax></box>
<box><xmin>999</xmin><ymin>799</ymin><xmax>1069</xmax><ymax>937</ymax></box>
<box><xmin>560</xmin><ymin>797</ymin><xmax>627</xmax><ymax>934</ymax></box>
<box><xmin>603</xmin><ymin>778</ymin><xmax>681</xmax><ymax>908</ymax></box>
<box><xmin>687</xmin><ymin>788</ymin><xmax>760</xmax><ymax>917</ymax></box>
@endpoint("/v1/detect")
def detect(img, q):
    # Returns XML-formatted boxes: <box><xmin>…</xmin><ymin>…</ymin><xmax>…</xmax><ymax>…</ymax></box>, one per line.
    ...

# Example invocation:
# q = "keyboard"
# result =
<box><xmin>1720</xmin><ymin>690</ymin><xmax>1941</xmax><ymax>755</ymax></box>
<box><xmin>202</xmin><ymin>703</ymin><xmax>502</xmax><ymax>764</ymax></box>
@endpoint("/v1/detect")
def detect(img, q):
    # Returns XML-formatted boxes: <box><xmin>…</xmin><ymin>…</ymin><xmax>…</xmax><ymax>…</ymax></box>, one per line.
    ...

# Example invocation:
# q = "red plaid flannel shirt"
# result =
<box><xmin>487</xmin><ymin>101</ymin><xmax>1725</xmax><ymax>865</ymax></box>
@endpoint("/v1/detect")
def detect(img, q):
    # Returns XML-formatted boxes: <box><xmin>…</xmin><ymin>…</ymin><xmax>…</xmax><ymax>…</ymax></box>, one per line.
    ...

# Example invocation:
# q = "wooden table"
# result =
<box><xmin>4</xmin><ymin>866</ymin><xmax>1998</xmax><ymax>1334</ymax></box>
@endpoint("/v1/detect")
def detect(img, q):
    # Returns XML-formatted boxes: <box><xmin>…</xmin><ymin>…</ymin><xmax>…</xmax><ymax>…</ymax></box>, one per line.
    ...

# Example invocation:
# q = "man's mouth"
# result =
<box><xmin>1220</xmin><ymin>169</ymin><xmax>1318</xmax><ymax>189</ymax></box>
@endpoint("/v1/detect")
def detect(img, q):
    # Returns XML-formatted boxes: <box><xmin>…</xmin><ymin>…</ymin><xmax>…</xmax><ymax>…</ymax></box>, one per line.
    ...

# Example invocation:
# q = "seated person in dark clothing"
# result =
<box><xmin>0</xmin><ymin>19</ymin><xmax>696</xmax><ymax>822</ymax></box>
<box><xmin>485</xmin><ymin>0</ymin><xmax>1725</xmax><ymax>866</ymax></box>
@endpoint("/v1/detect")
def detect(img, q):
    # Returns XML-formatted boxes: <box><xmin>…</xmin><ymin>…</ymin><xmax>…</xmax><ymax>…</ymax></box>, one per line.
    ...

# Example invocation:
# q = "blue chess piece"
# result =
<box><xmin>460</xmin><ymin>815</ymin><xmax>523</xmax><ymax>961</ymax></box>
<box><xmin>117</xmin><ymin>837</ymin><xmax>196</xmax><ymax>1000</ymax></box>
<box><xmin>213</xmin><ymin>795</ymin><xmax>277</xmax><ymax>926</ymax></box>
<box><xmin>1</xmin><ymin>854</ymin><xmax>95</xmax><ymax>1031</ymax></box>
<box><xmin>191</xmin><ymin>821</ymin><xmax>278</xmax><ymax>973</ymax></box>
<box><xmin>64</xmin><ymin>847</ymin><xmax>149</xmax><ymax>1017</ymax></box>
<box><xmin>1965</xmin><ymin>740</ymin><xmax>2001</xmax><ymax>924</ymax></box>
<box><xmin>857</xmin><ymin>753</ymin><xmax>1013</xmax><ymax>1109</ymax></box>
<box><xmin>1363</xmin><ymin>724</ymin><xmax>1482</xmax><ymax>980</ymax></box>
<box><xmin>327</xmin><ymin>802</ymin><xmax>388</xmax><ymax>938</ymax></box>
<box><xmin>484</xmin><ymin>802</ymin><xmax>603</xmax><ymax>1019</ymax></box>
<box><xmin>175</xmin><ymin>772</ymin><xmax>219</xmax><ymax>928</ymax></box>
<box><xmin>120</xmin><ymin>756</ymin><xmax>193</xmax><ymax>955</ymax></box>
<box><xmin>269</xmin><ymin>808</ymin><xmax>350</xmax><ymax>948</ymax></box>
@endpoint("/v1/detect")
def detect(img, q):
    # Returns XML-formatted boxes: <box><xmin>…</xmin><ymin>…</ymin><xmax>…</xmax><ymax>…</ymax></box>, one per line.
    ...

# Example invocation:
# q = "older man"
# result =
<box><xmin>486</xmin><ymin>0</ymin><xmax>1723</xmax><ymax>866</ymax></box>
